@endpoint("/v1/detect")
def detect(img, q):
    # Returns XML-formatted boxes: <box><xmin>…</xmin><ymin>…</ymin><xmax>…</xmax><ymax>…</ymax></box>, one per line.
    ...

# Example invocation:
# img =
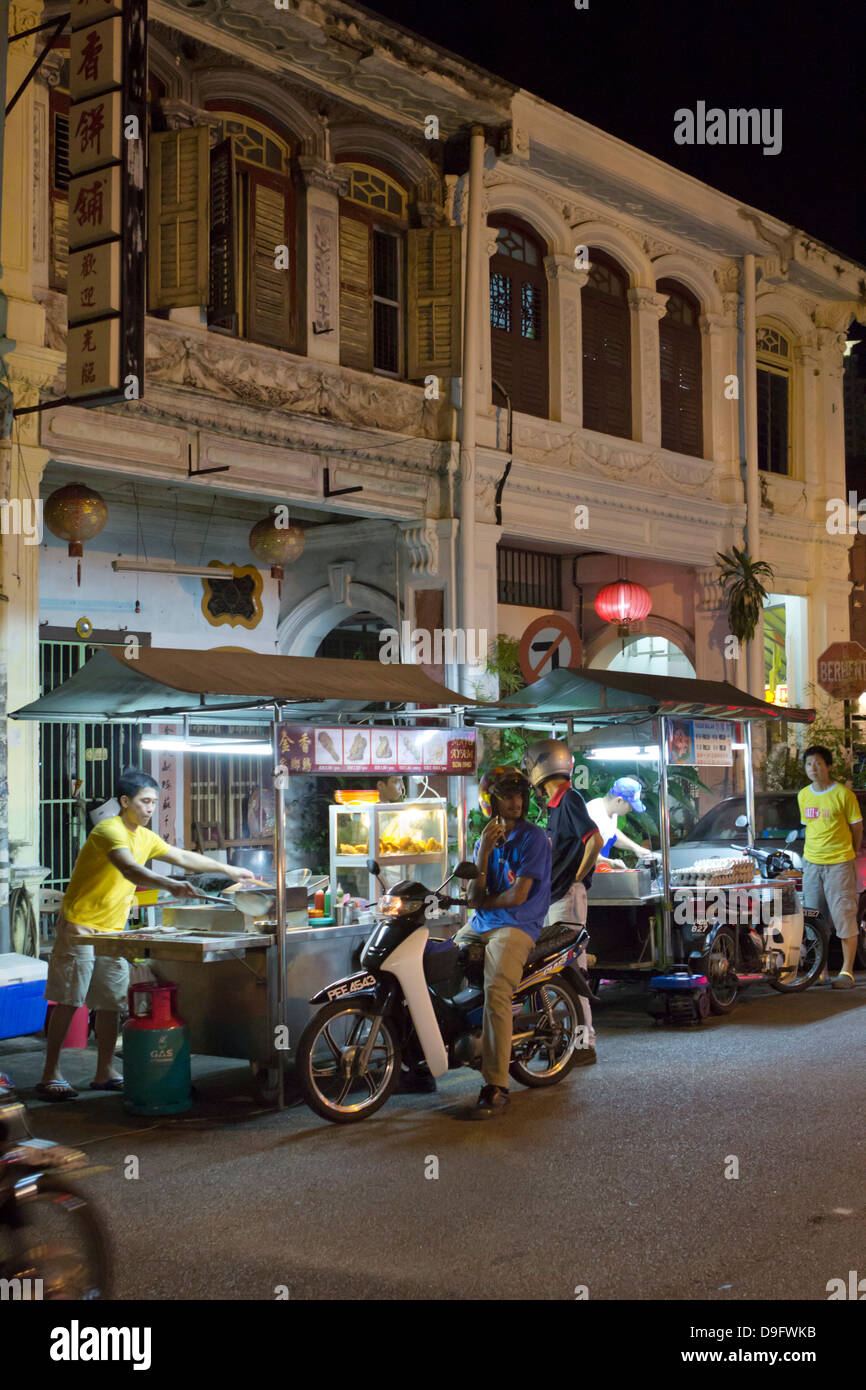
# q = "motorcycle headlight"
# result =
<box><xmin>378</xmin><ymin>894</ymin><xmax>404</xmax><ymax>916</ymax></box>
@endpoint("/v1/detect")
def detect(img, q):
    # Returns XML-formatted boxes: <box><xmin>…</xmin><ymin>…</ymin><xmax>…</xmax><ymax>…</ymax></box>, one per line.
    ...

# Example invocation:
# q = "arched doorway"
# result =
<box><xmin>590</xmin><ymin>632</ymin><xmax>696</xmax><ymax>679</ymax></box>
<box><xmin>315</xmin><ymin>611</ymin><xmax>388</xmax><ymax>661</ymax></box>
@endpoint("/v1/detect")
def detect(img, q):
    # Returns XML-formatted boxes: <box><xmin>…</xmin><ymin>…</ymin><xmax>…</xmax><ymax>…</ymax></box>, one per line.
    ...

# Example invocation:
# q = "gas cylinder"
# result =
<box><xmin>122</xmin><ymin>982</ymin><xmax>191</xmax><ymax>1114</ymax></box>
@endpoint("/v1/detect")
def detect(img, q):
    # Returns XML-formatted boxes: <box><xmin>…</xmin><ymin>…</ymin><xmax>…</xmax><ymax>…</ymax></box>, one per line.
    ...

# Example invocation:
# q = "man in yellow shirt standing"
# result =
<box><xmin>37</xmin><ymin>768</ymin><xmax>254</xmax><ymax>1100</ymax></box>
<box><xmin>797</xmin><ymin>745</ymin><xmax>862</xmax><ymax>991</ymax></box>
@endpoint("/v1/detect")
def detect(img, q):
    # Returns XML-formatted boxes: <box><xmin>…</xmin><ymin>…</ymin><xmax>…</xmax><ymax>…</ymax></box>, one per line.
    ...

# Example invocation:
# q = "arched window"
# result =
<box><xmin>756</xmin><ymin>324</ymin><xmax>792</xmax><ymax>474</ymax></box>
<box><xmin>489</xmin><ymin>216</ymin><xmax>549</xmax><ymax>418</ymax></box>
<box><xmin>206</xmin><ymin>108</ymin><xmax>295</xmax><ymax>349</ymax></box>
<box><xmin>581</xmin><ymin>249</ymin><xmax>631</xmax><ymax>438</ymax></box>
<box><xmin>657</xmin><ymin>278</ymin><xmax>703</xmax><ymax>457</ymax></box>
<box><xmin>338</xmin><ymin>162</ymin><xmax>408</xmax><ymax>376</ymax></box>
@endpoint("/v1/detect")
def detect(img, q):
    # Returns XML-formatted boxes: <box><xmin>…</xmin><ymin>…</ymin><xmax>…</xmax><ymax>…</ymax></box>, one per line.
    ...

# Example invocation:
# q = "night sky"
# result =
<box><xmin>364</xmin><ymin>0</ymin><xmax>865</xmax><ymax>267</ymax></box>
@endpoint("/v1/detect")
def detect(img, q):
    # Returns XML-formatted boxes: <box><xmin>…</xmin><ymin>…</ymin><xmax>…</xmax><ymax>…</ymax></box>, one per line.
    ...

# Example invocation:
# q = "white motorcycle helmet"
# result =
<box><xmin>523</xmin><ymin>739</ymin><xmax>574</xmax><ymax>794</ymax></box>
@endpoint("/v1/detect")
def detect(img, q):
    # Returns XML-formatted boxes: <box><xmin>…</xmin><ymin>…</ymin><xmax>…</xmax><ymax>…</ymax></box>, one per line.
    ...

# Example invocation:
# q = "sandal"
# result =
<box><xmin>89</xmin><ymin>1078</ymin><xmax>124</xmax><ymax>1091</ymax></box>
<box><xmin>831</xmin><ymin>971</ymin><xmax>856</xmax><ymax>990</ymax></box>
<box><xmin>35</xmin><ymin>1081</ymin><xmax>79</xmax><ymax>1101</ymax></box>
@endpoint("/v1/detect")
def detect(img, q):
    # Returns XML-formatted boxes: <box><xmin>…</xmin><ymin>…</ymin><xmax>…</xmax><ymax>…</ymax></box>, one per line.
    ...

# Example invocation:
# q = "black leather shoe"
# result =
<box><xmin>469</xmin><ymin>1084</ymin><xmax>509</xmax><ymax>1118</ymax></box>
<box><xmin>572</xmin><ymin>1046</ymin><xmax>597</xmax><ymax>1067</ymax></box>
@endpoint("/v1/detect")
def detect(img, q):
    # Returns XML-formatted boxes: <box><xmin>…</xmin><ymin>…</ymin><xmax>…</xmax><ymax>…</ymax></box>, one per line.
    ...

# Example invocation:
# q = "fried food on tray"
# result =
<box><xmin>338</xmin><ymin>842</ymin><xmax>368</xmax><ymax>854</ymax></box>
<box><xmin>319</xmin><ymin>732</ymin><xmax>340</xmax><ymax>761</ymax></box>
<box><xmin>347</xmin><ymin>733</ymin><xmax>367</xmax><ymax>761</ymax></box>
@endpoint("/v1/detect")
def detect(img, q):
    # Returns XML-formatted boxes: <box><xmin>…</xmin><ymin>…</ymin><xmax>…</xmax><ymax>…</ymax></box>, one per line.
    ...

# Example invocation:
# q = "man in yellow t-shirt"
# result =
<box><xmin>797</xmin><ymin>745</ymin><xmax>862</xmax><ymax>990</ymax></box>
<box><xmin>38</xmin><ymin>767</ymin><xmax>254</xmax><ymax>1100</ymax></box>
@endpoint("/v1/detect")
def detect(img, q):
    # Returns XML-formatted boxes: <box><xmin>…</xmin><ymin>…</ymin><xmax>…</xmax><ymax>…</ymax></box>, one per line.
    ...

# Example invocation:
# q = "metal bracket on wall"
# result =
<box><xmin>187</xmin><ymin>442</ymin><xmax>229</xmax><ymax>478</ymax></box>
<box><xmin>6</xmin><ymin>14</ymin><xmax>70</xmax><ymax>119</ymax></box>
<box><xmin>323</xmin><ymin>467</ymin><xmax>363</xmax><ymax>500</ymax></box>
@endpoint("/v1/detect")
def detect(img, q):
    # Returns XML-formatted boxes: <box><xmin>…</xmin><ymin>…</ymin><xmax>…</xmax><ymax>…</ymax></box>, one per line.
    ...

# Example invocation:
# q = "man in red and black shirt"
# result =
<box><xmin>525</xmin><ymin>740</ymin><xmax>603</xmax><ymax>1064</ymax></box>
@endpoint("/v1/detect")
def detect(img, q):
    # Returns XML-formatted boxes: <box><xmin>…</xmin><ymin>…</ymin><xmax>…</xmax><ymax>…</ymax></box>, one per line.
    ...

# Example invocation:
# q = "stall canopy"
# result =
<box><xmin>466</xmin><ymin>667</ymin><xmax>815</xmax><ymax>725</ymax></box>
<box><xmin>10</xmin><ymin>647</ymin><xmax>482</xmax><ymax>723</ymax></box>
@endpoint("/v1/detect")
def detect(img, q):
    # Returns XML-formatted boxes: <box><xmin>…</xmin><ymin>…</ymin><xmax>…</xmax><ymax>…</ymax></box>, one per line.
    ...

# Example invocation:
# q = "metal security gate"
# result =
<box><xmin>39</xmin><ymin>642</ymin><xmax>141</xmax><ymax>893</ymax></box>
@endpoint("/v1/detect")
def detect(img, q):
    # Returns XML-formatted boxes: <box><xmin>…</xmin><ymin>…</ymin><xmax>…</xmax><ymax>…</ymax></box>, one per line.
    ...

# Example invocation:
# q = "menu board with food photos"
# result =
<box><xmin>277</xmin><ymin>725</ymin><xmax>476</xmax><ymax>774</ymax></box>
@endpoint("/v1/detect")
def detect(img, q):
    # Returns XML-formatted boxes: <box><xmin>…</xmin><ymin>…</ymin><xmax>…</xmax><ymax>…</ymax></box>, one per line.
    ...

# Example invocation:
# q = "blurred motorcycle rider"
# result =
<box><xmin>458</xmin><ymin>767</ymin><xmax>552</xmax><ymax>1119</ymax></box>
<box><xmin>525</xmin><ymin>740</ymin><xmax>602</xmax><ymax>1063</ymax></box>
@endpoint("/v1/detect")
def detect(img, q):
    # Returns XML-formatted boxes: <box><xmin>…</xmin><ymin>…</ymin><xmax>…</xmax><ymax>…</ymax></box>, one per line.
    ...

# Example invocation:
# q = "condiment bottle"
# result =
<box><xmin>314</xmin><ymin>889</ymin><xmax>325</xmax><ymax>912</ymax></box>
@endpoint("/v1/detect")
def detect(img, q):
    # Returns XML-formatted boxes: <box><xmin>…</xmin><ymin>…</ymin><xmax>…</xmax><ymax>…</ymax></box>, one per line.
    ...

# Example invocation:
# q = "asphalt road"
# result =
<box><xmin>5</xmin><ymin>975</ymin><xmax>865</xmax><ymax>1302</ymax></box>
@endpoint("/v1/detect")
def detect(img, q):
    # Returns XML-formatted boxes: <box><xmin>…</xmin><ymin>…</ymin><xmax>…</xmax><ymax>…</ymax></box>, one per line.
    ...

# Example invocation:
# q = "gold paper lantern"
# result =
<box><xmin>248</xmin><ymin>513</ymin><xmax>305</xmax><ymax>596</ymax></box>
<box><xmin>44</xmin><ymin>483</ymin><xmax>108</xmax><ymax>586</ymax></box>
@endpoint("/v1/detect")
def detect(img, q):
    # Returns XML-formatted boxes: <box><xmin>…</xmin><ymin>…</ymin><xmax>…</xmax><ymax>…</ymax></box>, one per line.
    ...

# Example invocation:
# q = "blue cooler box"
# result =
<box><xmin>0</xmin><ymin>953</ymin><xmax>48</xmax><ymax>1039</ymax></box>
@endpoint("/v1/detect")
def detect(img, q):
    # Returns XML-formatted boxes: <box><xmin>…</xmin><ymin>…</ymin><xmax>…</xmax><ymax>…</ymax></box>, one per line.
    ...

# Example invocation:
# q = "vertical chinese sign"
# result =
<box><xmin>67</xmin><ymin>0</ymin><xmax>146</xmax><ymax>403</ymax></box>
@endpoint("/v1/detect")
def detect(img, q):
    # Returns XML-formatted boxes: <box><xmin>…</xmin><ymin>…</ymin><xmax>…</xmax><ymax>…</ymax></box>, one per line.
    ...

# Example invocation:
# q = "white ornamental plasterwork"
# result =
<box><xmin>312</xmin><ymin>214</ymin><xmax>335</xmax><ymax>328</ymax></box>
<box><xmin>562</xmin><ymin>299</ymin><xmax>579</xmax><ymax>410</ymax></box>
<box><xmin>143</xmin><ymin>327</ymin><xmax>452</xmax><ymax>441</ymax></box>
<box><xmin>694</xmin><ymin>568</ymin><xmax>727</xmax><ymax>611</ymax></box>
<box><xmin>511</xmin><ymin>421</ymin><xmax>720</xmax><ymax>500</ymax></box>
<box><xmin>328</xmin><ymin>562</ymin><xmax>354</xmax><ymax>607</ymax></box>
<box><xmin>399</xmin><ymin>521</ymin><xmax>439</xmax><ymax>576</ymax></box>
<box><xmin>714</xmin><ymin>264</ymin><xmax>740</xmax><ymax>294</ymax></box>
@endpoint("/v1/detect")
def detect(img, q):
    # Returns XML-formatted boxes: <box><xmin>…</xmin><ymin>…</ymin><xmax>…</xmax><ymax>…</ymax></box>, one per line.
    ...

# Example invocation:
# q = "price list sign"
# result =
<box><xmin>67</xmin><ymin>0</ymin><xmax>146</xmax><ymax>404</ymax></box>
<box><xmin>692</xmin><ymin>720</ymin><xmax>733</xmax><ymax>767</ymax></box>
<box><xmin>277</xmin><ymin>726</ymin><xmax>477</xmax><ymax>775</ymax></box>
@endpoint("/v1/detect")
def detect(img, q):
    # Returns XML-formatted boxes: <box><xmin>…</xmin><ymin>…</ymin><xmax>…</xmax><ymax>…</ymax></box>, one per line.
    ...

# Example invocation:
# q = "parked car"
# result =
<box><xmin>669</xmin><ymin>792</ymin><xmax>866</xmax><ymax>969</ymax></box>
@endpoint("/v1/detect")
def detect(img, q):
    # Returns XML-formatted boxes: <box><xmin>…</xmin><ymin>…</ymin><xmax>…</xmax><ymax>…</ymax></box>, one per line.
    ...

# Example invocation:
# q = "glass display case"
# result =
<box><xmin>329</xmin><ymin>798</ymin><xmax>448</xmax><ymax>903</ymax></box>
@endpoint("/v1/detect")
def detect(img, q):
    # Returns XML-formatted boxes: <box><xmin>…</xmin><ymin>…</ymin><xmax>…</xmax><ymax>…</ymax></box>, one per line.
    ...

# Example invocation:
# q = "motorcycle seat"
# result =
<box><xmin>523</xmin><ymin>927</ymin><xmax>579</xmax><ymax>971</ymax></box>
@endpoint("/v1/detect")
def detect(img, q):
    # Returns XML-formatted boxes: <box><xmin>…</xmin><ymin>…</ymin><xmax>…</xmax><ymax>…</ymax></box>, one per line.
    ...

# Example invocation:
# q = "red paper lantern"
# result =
<box><xmin>594</xmin><ymin>580</ymin><xmax>652</xmax><ymax>635</ymax></box>
<box><xmin>44</xmin><ymin>483</ymin><xmax>108</xmax><ymax>586</ymax></box>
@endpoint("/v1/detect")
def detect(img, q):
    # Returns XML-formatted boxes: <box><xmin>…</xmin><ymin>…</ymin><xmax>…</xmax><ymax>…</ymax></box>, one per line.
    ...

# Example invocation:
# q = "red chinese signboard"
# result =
<box><xmin>277</xmin><ymin>726</ymin><xmax>477</xmax><ymax>776</ymax></box>
<box><xmin>816</xmin><ymin>641</ymin><xmax>866</xmax><ymax>700</ymax></box>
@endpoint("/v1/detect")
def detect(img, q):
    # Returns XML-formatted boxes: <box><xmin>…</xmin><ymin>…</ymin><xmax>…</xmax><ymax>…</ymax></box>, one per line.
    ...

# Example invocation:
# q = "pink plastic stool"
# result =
<box><xmin>45</xmin><ymin>1002</ymin><xmax>90</xmax><ymax>1048</ymax></box>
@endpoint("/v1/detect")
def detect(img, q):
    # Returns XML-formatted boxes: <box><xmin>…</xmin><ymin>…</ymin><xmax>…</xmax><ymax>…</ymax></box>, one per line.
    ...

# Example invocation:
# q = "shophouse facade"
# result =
<box><xmin>1</xmin><ymin>0</ymin><xmax>864</xmax><ymax>943</ymax></box>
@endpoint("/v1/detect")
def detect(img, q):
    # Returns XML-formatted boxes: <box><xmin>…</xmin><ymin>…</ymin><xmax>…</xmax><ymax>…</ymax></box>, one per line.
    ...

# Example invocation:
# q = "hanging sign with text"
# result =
<box><xmin>66</xmin><ymin>0</ymin><xmax>146</xmax><ymax>404</ymax></box>
<box><xmin>277</xmin><ymin>726</ymin><xmax>477</xmax><ymax>775</ymax></box>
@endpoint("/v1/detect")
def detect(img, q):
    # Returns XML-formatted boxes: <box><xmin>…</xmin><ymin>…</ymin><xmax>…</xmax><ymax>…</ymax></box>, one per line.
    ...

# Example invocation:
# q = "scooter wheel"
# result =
<box><xmin>296</xmin><ymin>1001</ymin><xmax>402</xmax><ymax>1124</ymax></box>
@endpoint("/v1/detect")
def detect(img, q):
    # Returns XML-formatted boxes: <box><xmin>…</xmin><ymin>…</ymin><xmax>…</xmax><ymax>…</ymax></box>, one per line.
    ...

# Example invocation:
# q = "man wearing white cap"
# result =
<box><xmin>585</xmin><ymin>778</ymin><xmax>651</xmax><ymax>863</ymax></box>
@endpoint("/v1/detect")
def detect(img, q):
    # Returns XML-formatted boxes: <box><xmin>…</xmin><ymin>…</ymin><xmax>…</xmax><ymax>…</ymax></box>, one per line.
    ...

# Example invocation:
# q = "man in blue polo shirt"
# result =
<box><xmin>455</xmin><ymin>766</ymin><xmax>551</xmax><ymax>1119</ymax></box>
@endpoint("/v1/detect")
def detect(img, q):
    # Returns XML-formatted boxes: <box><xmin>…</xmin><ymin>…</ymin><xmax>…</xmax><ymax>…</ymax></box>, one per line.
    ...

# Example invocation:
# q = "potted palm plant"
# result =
<box><xmin>715</xmin><ymin>546</ymin><xmax>775</xmax><ymax>644</ymax></box>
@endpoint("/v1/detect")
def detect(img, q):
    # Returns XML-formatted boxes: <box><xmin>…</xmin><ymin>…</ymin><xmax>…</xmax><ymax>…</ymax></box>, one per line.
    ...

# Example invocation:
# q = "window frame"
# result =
<box><xmin>337</xmin><ymin>158</ymin><xmax>409</xmax><ymax>379</ymax></box>
<box><xmin>756</xmin><ymin>321</ymin><xmax>794</xmax><ymax>477</ymax></box>
<box><xmin>657</xmin><ymin>276</ymin><xmax>704</xmax><ymax>459</ymax></box>
<box><xmin>488</xmin><ymin>213</ymin><xmax>549</xmax><ymax>419</ymax></box>
<box><xmin>580</xmin><ymin>247</ymin><xmax>632</xmax><ymax>440</ymax></box>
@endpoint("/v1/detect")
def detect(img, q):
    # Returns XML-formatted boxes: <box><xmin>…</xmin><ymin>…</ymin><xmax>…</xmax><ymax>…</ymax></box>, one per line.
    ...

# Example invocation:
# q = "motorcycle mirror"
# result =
<box><xmin>734</xmin><ymin>814</ymin><xmax>749</xmax><ymax>828</ymax></box>
<box><xmin>366</xmin><ymin>858</ymin><xmax>380</xmax><ymax>876</ymax></box>
<box><xmin>785</xmin><ymin>830</ymin><xmax>801</xmax><ymax>844</ymax></box>
<box><xmin>454</xmin><ymin>861</ymin><xmax>479</xmax><ymax>881</ymax></box>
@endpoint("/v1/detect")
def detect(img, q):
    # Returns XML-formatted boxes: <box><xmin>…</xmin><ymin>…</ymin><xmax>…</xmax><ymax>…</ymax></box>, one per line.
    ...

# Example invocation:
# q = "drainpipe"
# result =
<box><xmin>743</xmin><ymin>254</ymin><xmax>763</xmax><ymax>697</ymax></box>
<box><xmin>457</xmin><ymin>124</ymin><xmax>486</xmax><ymax>695</ymax></box>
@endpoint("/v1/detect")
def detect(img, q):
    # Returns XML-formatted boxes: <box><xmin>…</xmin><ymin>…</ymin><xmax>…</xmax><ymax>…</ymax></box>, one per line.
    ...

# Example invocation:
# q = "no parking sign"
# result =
<box><xmin>518</xmin><ymin>614</ymin><xmax>582</xmax><ymax>684</ymax></box>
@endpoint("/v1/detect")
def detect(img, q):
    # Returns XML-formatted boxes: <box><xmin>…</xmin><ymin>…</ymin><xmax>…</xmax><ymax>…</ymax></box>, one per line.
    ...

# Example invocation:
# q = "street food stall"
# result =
<box><xmin>11</xmin><ymin>647</ymin><xmax>480</xmax><ymax>1106</ymax></box>
<box><xmin>466</xmin><ymin>668</ymin><xmax>815</xmax><ymax>1002</ymax></box>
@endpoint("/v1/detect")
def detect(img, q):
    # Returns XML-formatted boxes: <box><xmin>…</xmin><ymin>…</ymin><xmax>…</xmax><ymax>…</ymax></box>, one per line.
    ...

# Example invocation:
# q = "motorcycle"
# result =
<box><xmin>295</xmin><ymin>860</ymin><xmax>595</xmax><ymax>1124</ymax></box>
<box><xmin>686</xmin><ymin>825</ymin><xmax>828</xmax><ymax>1015</ymax></box>
<box><xmin>0</xmin><ymin>1073</ymin><xmax>111</xmax><ymax>1299</ymax></box>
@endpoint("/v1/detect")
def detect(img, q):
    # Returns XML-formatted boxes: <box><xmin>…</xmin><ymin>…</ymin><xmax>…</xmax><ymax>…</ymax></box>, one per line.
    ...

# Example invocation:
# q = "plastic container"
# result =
<box><xmin>0</xmin><ymin>954</ymin><xmax>48</xmax><ymax>1039</ymax></box>
<box><xmin>122</xmin><ymin>982</ymin><xmax>191</xmax><ymax>1115</ymax></box>
<box><xmin>45</xmin><ymin>1001</ymin><xmax>90</xmax><ymax>1048</ymax></box>
<box><xmin>314</xmin><ymin>889</ymin><xmax>325</xmax><ymax>913</ymax></box>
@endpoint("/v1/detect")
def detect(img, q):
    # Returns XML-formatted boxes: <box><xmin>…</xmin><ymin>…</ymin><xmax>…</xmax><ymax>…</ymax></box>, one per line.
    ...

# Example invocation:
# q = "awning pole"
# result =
<box><xmin>743</xmin><ymin>721</ymin><xmax>756</xmax><ymax>850</ymax></box>
<box><xmin>657</xmin><ymin>716</ymin><xmax>673</xmax><ymax>964</ymax></box>
<box><xmin>272</xmin><ymin>707</ymin><xmax>287</xmax><ymax>1112</ymax></box>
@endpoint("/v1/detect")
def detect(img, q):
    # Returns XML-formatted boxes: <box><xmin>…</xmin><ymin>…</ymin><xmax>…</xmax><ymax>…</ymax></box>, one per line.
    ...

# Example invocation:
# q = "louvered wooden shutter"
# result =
<box><xmin>339</xmin><ymin>209</ymin><xmax>373</xmax><ymax>371</ymax></box>
<box><xmin>660</xmin><ymin>319</ymin><xmax>703</xmax><ymax>457</ymax></box>
<box><xmin>581</xmin><ymin>292</ymin><xmax>631</xmax><ymax>438</ymax></box>
<box><xmin>406</xmin><ymin>226</ymin><xmax>461</xmax><ymax>378</ymax></box>
<box><xmin>246</xmin><ymin>168</ymin><xmax>293</xmax><ymax>350</ymax></box>
<box><xmin>208</xmin><ymin>137</ymin><xmax>237</xmax><ymax>333</ymax></box>
<box><xmin>489</xmin><ymin>232</ymin><xmax>549</xmax><ymax>419</ymax></box>
<box><xmin>50</xmin><ymin>94</ymin><xmax>70</xmax><ymax>290</ymax></box>
<box><xmin>757</xmin><ymin>369</ymin><xmax>789</xmax><ymax>474</ymax></box>
<box><xmin>147</xmin><ymin>126</ymin><xmax>209</xmax><ymax>310</ymax></box>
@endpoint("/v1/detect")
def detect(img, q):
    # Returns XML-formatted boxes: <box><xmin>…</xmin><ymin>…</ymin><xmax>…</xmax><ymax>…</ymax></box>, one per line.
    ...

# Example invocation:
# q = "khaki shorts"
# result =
<box><xmin>44</xmin><ymin>914</ymin><xmax>130</xmax><ymax>1012</ymax></box>
<box><xmin>802</xmin><ymin>860</ymin><xmax>859</xmax><ymax>940</ymax></box>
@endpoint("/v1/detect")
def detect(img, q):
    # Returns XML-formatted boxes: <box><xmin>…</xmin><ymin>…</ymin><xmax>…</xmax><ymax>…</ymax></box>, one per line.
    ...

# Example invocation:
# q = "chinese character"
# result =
<box><xmin>75</xmin><ymin>103</ymin><xmax>105</xmax><ymax>156</ymax></box>
<box><xmin>81</xmin><ymin>251</ymin><xmax>97</xmax><ymax>276</ymax></box>
<box><xmin>301</xmin><ymin>756</ymin><xmax>311</xmax><ymax>772</ymax></box>
<box><xmin>299</xmin><ymin>733</ymin><xmax>311</xmax><ymax>753</ymax></box>
<box><xmin>80</xmin><ymin>286</ymin><xmax>96</xmax><ymax>307</ymax></box>
<box><xmin>290</xmin><ymin>757</ymin><xmax>301</xmax><ymax>771</ymax></box>
<box><xmin>77</xmin><ymin>29</ymin><xmax>103</xmax><ymax>83</ymax></box>
<box><xmin>82</xmin><ymin>327</ymin><xmax>96</xmax><ymax>351</ymax></box>
<box><xmin>81</xmin><ymin>360</ymin><xmax>96</xmax><ymax>383</ymax></box>
<box><xmin>73</xmin><ymin>178</ymin><xmax>104</xmax><ymax>228</ymax></box>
